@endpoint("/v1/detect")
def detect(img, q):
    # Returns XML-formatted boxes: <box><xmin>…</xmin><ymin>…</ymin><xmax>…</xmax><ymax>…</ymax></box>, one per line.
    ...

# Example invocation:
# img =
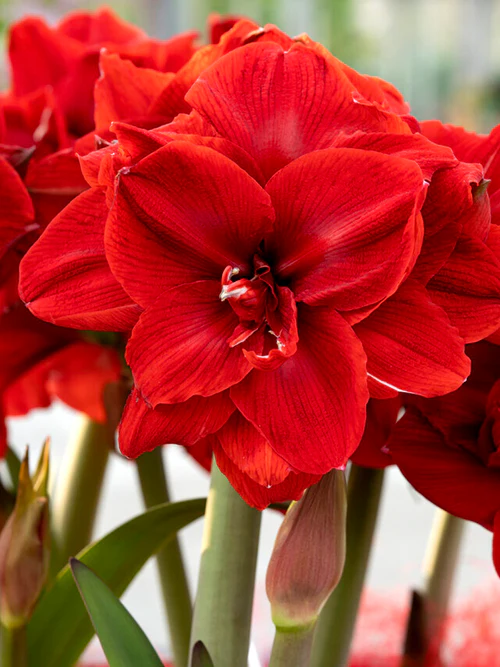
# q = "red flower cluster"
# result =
<box><xmin>17</xmin><ymin>20</ymin><xmax>500</xmax><ymax>507</ymax></box>
<box><xmin>1</xmin><ymin>9</ymin><xmax>205</xmax><ymax>453</ymax></box>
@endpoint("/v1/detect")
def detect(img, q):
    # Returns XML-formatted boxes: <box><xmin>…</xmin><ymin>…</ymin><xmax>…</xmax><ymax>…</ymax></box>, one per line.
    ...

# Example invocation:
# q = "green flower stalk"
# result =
<box><xmin>267</xmin><ymin>470</ymin><xmax>346</xmax><ymax>667</ymax></box>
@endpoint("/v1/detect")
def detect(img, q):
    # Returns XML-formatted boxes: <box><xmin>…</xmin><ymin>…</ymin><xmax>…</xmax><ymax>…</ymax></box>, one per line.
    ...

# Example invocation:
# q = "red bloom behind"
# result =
<box><xmin>421</xmin><ymin>120</ymin><xmax>500</xmax><ymax>343</ymax></box>
<box><xmin>0</xmin><ymin>305</ymin><xmax>122</xmax><ymax>457</ymax></box>
<box><xmin>8</xmin><ymin>7</ymin><xmax>197</xmax><ymax>138</ymax></box>
<box><xmin>387</xmin><ymin>342</ymin><xmax>500</xmax><ymax>576</ymax></box>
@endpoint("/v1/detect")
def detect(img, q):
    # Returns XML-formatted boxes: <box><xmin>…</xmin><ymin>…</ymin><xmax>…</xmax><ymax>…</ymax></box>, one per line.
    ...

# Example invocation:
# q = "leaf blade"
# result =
<box><xmin>27</xmin><ymin>498</ymin><xmax>205</xmax><ymax>667</ymax></box>
<box><xmin>71</xmin><ymin>559</ymin><xmax>164</xmax><ymax>667</ymax></box>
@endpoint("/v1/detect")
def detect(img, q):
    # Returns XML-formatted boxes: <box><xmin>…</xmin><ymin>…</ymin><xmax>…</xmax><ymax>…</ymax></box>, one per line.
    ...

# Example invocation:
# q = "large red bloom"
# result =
<box><xmin>387</xmin><ymin>341</ymin><xmax>500</xmax><ymax>576</ymax></box>
<box><xmin>7</xmin><ymin>7</ymin><xmax>197</xmax><ymax>138</ymax></box>
<box><xmin>19</xmin><ymin>24</ymin><xmax>500</xmax><ymax>507</ymax></box>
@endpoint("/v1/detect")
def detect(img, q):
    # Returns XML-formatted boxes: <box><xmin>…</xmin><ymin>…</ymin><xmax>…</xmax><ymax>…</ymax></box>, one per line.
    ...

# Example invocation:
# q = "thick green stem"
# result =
<box><xmin>190</xmin><ymin>460</ymin><xmax>262</xmax><ymax>667</ymax></box>
<box><xmin>403</xmin><ymin>510</ymin><xmax>465</xmax><ymax>665</ymax></box>
<box><xmin>50</xmin><ymin>416</ymin><xmax>111</xmax><ymax>577</ymax></box>
<box><xmin>136</xmin><ymin>449</ymin><xmax>192</xmax><ymax>667</ymax></box>
<box><xmin>310</xmin><ymin>465</ymin><xmax>385</xmax><ymax>667</ymax></box>
<box><xmin>269</xmin><ymin>626</ymin><xmax>315</xmax><ymax>667</ymax></box>
<box><xmin>1</xmin><ymin>624</ymin><xmax>27</xmax><ymax>667</ymax></box>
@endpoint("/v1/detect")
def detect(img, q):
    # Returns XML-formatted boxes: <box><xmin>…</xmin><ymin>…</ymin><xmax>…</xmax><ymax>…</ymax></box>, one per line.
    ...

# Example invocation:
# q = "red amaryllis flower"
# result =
<box><xmin>387</xmin><ymin>341</ymin><xmax>500</xmax><ymax>576</ymax></box>
<box><xmin>0</xmin><ymin>305</ymin><xmax>122</xmax><ymax>457</ymax></box>
<box><xmin>20</xmin><ymin>28</ymin><xmax>497</xmax><ymax>506</ymax></box>
<box><xmin>17</xmin><ymin>19</ymin><xmax>416</xmax><ymax>331</ymax></box>
<box><xmin>7</xmin><ymin>7</ymin><xmax>197</xmax><ymax>138</ymax></box>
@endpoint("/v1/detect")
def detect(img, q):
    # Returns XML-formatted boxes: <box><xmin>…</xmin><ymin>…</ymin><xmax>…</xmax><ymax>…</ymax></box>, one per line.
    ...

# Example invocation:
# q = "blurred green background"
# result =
<box><xmin>1</xmin><ymin>0</ymin><xmax>500</xmax><ymax>132</ymax></box>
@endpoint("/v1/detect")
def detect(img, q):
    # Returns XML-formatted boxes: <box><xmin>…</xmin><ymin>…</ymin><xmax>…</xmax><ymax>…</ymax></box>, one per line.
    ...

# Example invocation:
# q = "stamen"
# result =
<box><xmin>219</xmin><ymin>285</ymin><xmax>249</xmax><ymax>301</ymax></box>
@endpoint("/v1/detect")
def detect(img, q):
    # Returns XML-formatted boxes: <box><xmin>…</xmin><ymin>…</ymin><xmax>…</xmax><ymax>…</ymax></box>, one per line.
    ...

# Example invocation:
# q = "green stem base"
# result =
<box><xmin>50</xmin><ymin>416</ymin><xmax>111</xmax><ymax>576</ymax></box>
<box><xmin>190</xmin><ymin>460</ymin><xmax>262</xmax><ymax>667</ymax></box>
<box><xmin>136</xmin><ymin>449</ymin><xmax>192</xmax><ymax>667</ymax></box>
<box><xmin>310</xmin><ymin>465</ymin><xmax>385</xmax><ymax>667</ymax></box>
<box><xmin>1</xmin><ymin>624</ymin><xmax>27</xmax><ymax>667</ymax></box>
<box><xmin>269</xmin><ymin>627</ymin><xmax>315</xmax><ymax>667</ymax></box>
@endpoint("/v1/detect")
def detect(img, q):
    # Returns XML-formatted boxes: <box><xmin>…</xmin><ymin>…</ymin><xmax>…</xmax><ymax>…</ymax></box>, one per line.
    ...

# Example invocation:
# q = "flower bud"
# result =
<box><xmin>266</xmin><ymin>469</ymin><xmax>346</xmax><ymax>630</ymax></box>
<box><xmin>0</xmin><ymin>441</ymin><xmax>50</xmax><ymax>628</ymax></box>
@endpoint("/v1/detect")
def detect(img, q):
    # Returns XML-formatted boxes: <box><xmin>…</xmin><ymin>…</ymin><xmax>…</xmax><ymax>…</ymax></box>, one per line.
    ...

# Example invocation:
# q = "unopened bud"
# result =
<box><xmin>0</xmin><ymin>441</ymin><xmax>50</xmax><ymax>627</ymax></box>
<box><xmin>266</xmin><ymin>469</ymin><xmax>347</xmax><ymax>630</ymax></box>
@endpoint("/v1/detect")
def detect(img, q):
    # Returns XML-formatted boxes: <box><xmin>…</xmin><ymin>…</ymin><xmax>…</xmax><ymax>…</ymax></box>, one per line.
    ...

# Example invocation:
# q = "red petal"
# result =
<box><xmin>334</xmin><ymin>130</ymin><xmax>457</xmax><ymax>180</ymax></box>
<box><xmin>208</xmin><ymin>14</ymin><xmax>241</xmax><ymax>44</ymax></box>
<box><xmin>297</xmin><ymin>35</ymin><xmax>411</xmax><ymax>116</ymax></box>
<box><xmin>58</xmin><ymin>7</ymin><xmax>145</xmax><ymax>44</ymax></box>
<box><xmin>112</xmin><ymin>121</ymin><xmax>265</xmax><ymax>184</ymax></box>
<box><xmin>0</xmin><ymin>305</ymin><xmax>75</xmax><ymax>391</ymax></box>
<box><xmin>118</xmin><ymin>388</ymin><xmax>235</xmax><ymax>457</ymax></box>
<box><xmin>231</xmin><ymin>304</ymin><xmax>368</xmax><ymax>474</ymax></box>
<box><xmin>24</xmin><ymin>148</ymin><xmax>89</xmax><ymax>229</ymax></box>
<box><xmin>405</xmin><ymin>345</ymin><xmax>499</xmax><ymax>454</ymax></box>
<box><xmin>354</xmin><ymin>280</ymin><xmax>470</xmax><ymax>397</ymax></box>
<box><xmin>149</xmin><ymin>19</ymin><xmax>258</xmax><ymax>120</ymax></box>
<box><xmin>8</xmin><ymin>16</ymin><xmax>82</xmax><ymax>96</ymax></box>
<box><xmin>0</xmin><ymin>409</ymin><xmax>6</xmax><ymax>459</ymax></box>
<box><xmin>126</xmin><ymin>281</ymin><xmax>262</xmax><ymax>406</ymax></box>
<box><xmin>3</xmin><ymin>364</ymin><xmax>51</xmax><ymax>416</ymax></box>
<box><xmin>427</xmin><ymin>236</ymin><xmax>500</xmax><ymax>343</ymax></box>
<box><xmin>47</xmin><ymin>341</ymin><xmax>122</xmax><ymax>421</ymax></box>
<box><xmin>367</xmin><ymin>375</ymin><xmax>399</xmax><ymax>400</ymax></box>
<box><xmin>0</xmin><ymin>158</ymin><xmax>35</xmax><ymax>258</ymax></box>
<box><xmin>94</xmin><ymin>52</ymin><xmax>174</xmax><ymax>130</ymax></box>
<box><xmin>421</xmin><ymin>121</ymin><xmax>500</xmax><ymax>189</ymax></box>
<box><xmin>106</xmin><ymin>141</ymin><xmax>274</xmax><ymax>307</ymax></box>
<box><xmin>217</xmin><ymin>411</ymin><xmax>292</xmax><ymax>486</ymax></box>
<box><xmin>493</xmin><ymin>512</ymin><xmax>500</xmax><ymax>577</ymax></box>
<box><xmin>20</xmin><ymin>188</ymin><xmax>141</xmax><ymax>331</ymax></box>
<box><xmin>412</xmin><ymin>161</ymin><xmax>488</xmax><ymax>285</ymax></box>
<box><xmin>2</xmin><ymin>86</ymin><xmax>70</xmax><ymax>154</ymax></box>
<box><xmin>350</xmin><ymin>397</ymin><xmax>401</xmax><ymax>469</ymax></box>
<box><xmin>266</xmin><ymin>147</ymin><xmax>425</xmax><ymax>309</ymax></box>
<box><xmin>213</xmin><ymin>437</ymin><xmax>320</xmax><ymax>510</ymax></box>
<box><xmin>186</xmin><ymin>41</ymin><xmax>411</xmax><ymax>180</ymax></box>
<box><xmin>389</xmin><ymin>407</ymin><xmax>500</xmax><ymax>528</ymax></box>
<box><xmin>77</xmin><ymin>143</ymin><xmax>120</xmax><ymax>189</ymax></box>
<box><xmin>24</xmin><ymin>149</ymin><xmax>88</xmax><ymax>196</ymax></box>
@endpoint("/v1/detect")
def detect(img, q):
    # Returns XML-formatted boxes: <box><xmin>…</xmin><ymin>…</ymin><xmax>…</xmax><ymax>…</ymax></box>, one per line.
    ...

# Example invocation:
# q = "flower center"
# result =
<box><xmin>220</xmin><ymin>256</ymin><xmax>279</xmax><ymax>344</ymax></box>
<box><xmin>219</xmin><ymin>256</ymin><xmax>299</xmax><ymax>371</ymax></box>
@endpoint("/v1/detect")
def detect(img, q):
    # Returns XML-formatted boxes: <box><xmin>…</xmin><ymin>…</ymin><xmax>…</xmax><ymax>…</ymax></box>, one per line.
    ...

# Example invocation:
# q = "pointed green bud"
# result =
<box><xmin>266</xmin><ymin>469</ymin><xmax>347</xmax><ymax>631</ymax></box>
<box><xmin>0</xmin><ymin>441</ymin><xmax>50</xmax><ymax>628</ymax></box>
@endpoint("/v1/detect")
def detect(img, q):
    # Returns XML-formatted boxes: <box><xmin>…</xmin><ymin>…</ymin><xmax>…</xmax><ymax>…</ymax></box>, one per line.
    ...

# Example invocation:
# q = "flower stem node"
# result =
<box><xmin>266</xmin><ymin>469</ymin><xmax>347</xmax><ymax>632</ymax></box>
<box><xmin>0</xmin><ymin>441</ymin><xmax>50</xmax><ymax>628</ymax></box>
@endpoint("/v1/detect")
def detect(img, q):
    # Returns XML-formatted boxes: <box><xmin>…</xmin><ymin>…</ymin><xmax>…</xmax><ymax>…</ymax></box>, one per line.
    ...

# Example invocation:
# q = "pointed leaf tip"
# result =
<box><xmin>70</xmin><ymin>559</ymin><xmax>164</xmax><ymax>667</ymax></box>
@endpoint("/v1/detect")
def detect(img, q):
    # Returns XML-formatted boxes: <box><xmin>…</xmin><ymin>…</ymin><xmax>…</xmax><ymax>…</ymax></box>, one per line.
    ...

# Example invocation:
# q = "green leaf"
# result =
<box><xmin>191</xmin><ymin>641</ymin><xmax>215</xmax><ymax>667</ymax></box>
<box><xmin>5</xmin><ymin>446</ymin><xmax>21</xmax><ymax>491</ymax></box>
<box><xmin>27</xmin><ymin>498</ymin><xmax>206</xmax><ymax>667</ymax></box>
<box><xmin>71</xmin><ymin>559</ymin><xmax>164</xmax><ymax>667</ymax></box>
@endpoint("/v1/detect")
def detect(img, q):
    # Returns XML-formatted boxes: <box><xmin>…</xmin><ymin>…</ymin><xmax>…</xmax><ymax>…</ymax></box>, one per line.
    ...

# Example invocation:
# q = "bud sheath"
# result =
<box><xmin>266</xmin><ymin>469</ymin><xmax>347</xmax><ymax>631</ymax></box>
